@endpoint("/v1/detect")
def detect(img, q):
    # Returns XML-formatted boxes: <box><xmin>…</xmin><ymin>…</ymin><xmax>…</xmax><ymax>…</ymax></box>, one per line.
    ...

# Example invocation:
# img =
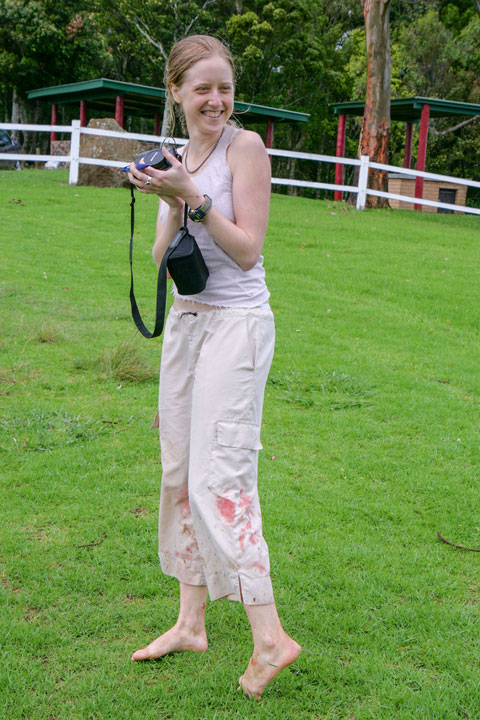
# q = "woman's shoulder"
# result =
<box><xmin>227</xmin><ymin>128</ymin><xmax>268</xmax><ymax>170</ymax></box>
<box><xmin>229</xmin><ymin>127</ymin><xmax>266</xmax><ymax>152</ymax></box>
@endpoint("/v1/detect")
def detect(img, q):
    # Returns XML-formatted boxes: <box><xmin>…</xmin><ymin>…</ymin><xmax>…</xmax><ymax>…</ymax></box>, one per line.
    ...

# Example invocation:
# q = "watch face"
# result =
<box><xmin>189</xmin><ymin>195</ymin><xmax>211</xmax><ymax>222</ymax></box>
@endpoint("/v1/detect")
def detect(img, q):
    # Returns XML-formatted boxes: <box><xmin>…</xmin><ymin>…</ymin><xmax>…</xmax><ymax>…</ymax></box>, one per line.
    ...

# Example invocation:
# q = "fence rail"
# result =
<box><xmin>1</xmin><ymin>120</ymin><xmax>479</xmax><ymax>216</ymax></box>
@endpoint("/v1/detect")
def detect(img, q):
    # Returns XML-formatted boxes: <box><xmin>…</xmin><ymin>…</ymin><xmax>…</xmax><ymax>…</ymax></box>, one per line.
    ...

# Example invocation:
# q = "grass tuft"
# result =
<box><xmin>99</xmin><ymin>338</ymin><xmax>157</xmax><ymax>383</ymax></box>
<box><xmin>34</xmin><ymin>321</ymin><xmax>65</xmax><ymax>344</ymax></box>
<box><xmin>74</xmin><ymin>337</ymin><xmax>157</xmax><ymax>383</ymax></box>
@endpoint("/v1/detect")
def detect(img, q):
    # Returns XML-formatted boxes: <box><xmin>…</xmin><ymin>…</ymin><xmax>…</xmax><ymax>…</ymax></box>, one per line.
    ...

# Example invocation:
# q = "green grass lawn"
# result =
<box><xmin>1</xmin><ymin>169</ymin><xmax>480</xmax><ymax>719</ymax></box>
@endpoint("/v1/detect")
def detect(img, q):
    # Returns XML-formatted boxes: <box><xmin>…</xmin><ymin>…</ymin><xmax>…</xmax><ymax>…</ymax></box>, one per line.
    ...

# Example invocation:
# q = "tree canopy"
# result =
<box><xmin>1</xmin><ymin>0</ymin><xmax>479</xmax><ymax>189</ymax></box>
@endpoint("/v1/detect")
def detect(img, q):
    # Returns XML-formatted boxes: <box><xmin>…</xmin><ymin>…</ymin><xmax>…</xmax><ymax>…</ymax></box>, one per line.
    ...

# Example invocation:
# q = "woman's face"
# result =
<box><xmin>171</xmin><ymin>54</ymin><xmax>234</xmax><ymax>135</ymax></box>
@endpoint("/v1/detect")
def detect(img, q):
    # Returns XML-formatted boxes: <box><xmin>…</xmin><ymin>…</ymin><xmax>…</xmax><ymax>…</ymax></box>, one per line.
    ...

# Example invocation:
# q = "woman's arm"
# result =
<box><xmin>152</xmin><ymin>199</ymin><xmax>183</xmax><ymax>270</ymax></box>
<box><xmin>199</xmin><ymin>130</ymin><xmax>271</xmax><ymax>271</ymax></box>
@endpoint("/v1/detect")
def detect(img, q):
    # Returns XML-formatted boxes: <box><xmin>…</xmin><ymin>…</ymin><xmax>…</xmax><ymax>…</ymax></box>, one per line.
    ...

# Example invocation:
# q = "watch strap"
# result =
<box><xmin>188</xmin><ymin>194</ymin><xmax>212</xmax><ymax>222</ymax></box>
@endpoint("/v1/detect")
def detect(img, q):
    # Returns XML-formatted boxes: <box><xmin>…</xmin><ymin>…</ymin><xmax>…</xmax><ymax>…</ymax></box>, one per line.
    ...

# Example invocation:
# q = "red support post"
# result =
<box><xmin>403</xmin><ymin>122</ymin><xmax>413</xmax><ymax>169</ymax></box>
<box><xmin>334</xmin><ymin>113</ymin><xmax>347</xmax><ymax>201</ymax></box>
<box><xmin>266</xmin><ymin>119</ymin><xmax>274</xmax><ymax>165</ymax></box>
<box><xmin>154</xmin><ymin>112</ymin><xmax>162</xmax><ymax>136</ymax></box>
<box><xmin>266</xmin><ymin>119</ymin><xmax>274</xmax><ymax>148</ymax></box>
<box><xmin>414</xmin><ymin>104</ymin><xmax>430</xmax><ymax>210</ymax></box>
<box><xmin>50</xmin><ymin>104</ymin><xmax>57</xmax><ymax>150</ymax></box>
<box><xmin>115</xmin><ymin>95</ymin><xmax>124</xmax><ymax>128</ymax></box>
<box><xmin>80</xmin><ymin>100</ymin><xmax>87</xmax><ymax>127</ymax></box>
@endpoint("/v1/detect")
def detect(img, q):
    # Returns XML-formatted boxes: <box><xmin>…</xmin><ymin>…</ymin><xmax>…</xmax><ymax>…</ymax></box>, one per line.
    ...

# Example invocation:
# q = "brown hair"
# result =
<box><xmin>165</xmin><ymin>35</ymin><xmax>235</xmax><ymax>136</ymax></box>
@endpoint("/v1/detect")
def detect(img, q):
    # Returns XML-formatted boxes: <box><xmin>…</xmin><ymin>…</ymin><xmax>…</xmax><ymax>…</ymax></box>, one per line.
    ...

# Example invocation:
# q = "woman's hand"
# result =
<box><xmin>129</xmin><ymin>147</ymin><xmax>193</xmax><ymax>197</ymax></box>
<box><xmin>128</xmin><ymin>148</ymin><xmax>190</xmax><ymax>211</ymax></box>
<box><xmin>129</xmin><ymin>146</ymin><xmax>203</xmax><ymax>212</ymax></box>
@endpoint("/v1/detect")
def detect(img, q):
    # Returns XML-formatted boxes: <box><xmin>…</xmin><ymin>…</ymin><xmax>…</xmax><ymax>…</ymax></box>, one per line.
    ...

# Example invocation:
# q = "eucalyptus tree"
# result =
<box><xmin>358</xmin><ymin>0</ymin><xmax>391</xmax><ymax>208</ymax></box>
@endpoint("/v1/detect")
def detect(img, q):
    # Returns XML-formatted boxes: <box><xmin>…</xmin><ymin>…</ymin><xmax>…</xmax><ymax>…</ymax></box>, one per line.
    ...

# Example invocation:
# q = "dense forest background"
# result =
<box><xmin>1</xmin><ymin>0</ymin><xmax>479</xmax><ymax>192</ymax></box>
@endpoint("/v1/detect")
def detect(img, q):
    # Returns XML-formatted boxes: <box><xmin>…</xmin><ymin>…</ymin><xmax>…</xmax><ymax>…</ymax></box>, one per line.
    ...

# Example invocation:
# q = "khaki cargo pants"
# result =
<box><xmin>157</xmin><ymin>305</ymin><xmax>275</xmax><ymax>605</ymax></box>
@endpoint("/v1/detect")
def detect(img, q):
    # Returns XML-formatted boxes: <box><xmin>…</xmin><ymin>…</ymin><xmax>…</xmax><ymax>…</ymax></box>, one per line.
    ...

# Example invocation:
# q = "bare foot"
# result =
<box><xmin>238</xmin><ymin>634</ymin><xmax>301</xmax><ymax>699</ymax></box>
<box><xmin>131</xmin><ymin>623</ymin><xmax>208</xmax><ymax>661</ymax></box>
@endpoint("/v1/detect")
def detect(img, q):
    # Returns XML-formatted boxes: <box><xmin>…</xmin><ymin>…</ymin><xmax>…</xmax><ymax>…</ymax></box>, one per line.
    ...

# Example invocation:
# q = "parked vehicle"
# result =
<box><xmin>0</xmin><ymin>130</ymin><xmax>21</xmax><ymax>169</ymax></box>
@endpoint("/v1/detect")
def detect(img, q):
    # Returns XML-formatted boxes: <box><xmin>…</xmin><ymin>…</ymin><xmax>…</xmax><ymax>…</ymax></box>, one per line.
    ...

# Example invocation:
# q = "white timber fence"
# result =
<box><xmin>2</xmin><ymin>120</ymin><xmax>480</xmax><ymax>216</ymax></box>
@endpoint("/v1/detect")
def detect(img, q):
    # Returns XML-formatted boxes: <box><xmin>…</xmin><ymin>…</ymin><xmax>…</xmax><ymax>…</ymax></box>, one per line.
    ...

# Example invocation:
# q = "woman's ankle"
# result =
<box><xmin>176</xmin><ymin>615</ymin><xmax>206</xmax><ymax>636</ymax></box>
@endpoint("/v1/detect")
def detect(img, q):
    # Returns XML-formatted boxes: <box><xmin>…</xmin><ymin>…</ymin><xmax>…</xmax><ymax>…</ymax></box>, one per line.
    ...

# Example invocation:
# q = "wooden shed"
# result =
<box><xmin>388</xmin><ymin>174</ymin><xmax>467</xmax><ymax>213</ymax></box>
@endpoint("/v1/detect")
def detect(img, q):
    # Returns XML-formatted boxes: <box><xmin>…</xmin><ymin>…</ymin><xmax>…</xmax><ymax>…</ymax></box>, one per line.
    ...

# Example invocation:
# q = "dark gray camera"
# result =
<box><xmin>123</xmin><ymin>145</ymin><xmax>181</xmax><ymax>173</ymax></box>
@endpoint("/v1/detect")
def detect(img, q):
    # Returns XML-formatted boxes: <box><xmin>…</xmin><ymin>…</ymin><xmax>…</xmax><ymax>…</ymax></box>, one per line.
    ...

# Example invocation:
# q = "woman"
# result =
<box><xmin>128</xmin><ymin>34</ymin><xmax>300</xmax><ymax>700</ymax></box>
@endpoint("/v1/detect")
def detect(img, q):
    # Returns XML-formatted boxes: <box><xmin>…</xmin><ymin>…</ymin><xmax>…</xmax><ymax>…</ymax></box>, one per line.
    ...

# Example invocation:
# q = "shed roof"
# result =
<box><xmin>331</xmin><ymin>96</ymin><xmax>480</xmax><ymax>122</ymax></box>
<box><xmin>28</xmin><ymin>78</ymin><xmax>309</xmax><ymax>124</ymax></box>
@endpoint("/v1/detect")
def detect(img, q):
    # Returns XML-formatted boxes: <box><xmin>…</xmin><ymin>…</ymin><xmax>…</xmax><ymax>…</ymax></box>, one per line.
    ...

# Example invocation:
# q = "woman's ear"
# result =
<box><xmin>170</xmin><ymin>83</ymin><xmax>181</xmax><ymax>105</ymax></box>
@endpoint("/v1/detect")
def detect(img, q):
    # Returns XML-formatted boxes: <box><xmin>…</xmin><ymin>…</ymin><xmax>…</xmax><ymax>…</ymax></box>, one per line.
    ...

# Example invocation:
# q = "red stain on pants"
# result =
<box><xmin>216</xmin><ymin>497</ymin><xmax>235</xmax><ymax>524</ymax></box>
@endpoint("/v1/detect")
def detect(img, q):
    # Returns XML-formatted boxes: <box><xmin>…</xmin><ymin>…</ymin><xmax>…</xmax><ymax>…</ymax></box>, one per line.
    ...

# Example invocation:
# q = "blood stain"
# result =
<box><xmin>175</xmin><ymin>551</ymin><xmax>193</xmax><ymax>561</ymax></box>
<box><xmin>216</xmin><ymin>497</ymin><xmax>235</xmax><ymax>523</ymax></box>
<box><xmin>239</xmin><ymin>495</ymin><xmax>252</xmax><ymax>509</ymax></box>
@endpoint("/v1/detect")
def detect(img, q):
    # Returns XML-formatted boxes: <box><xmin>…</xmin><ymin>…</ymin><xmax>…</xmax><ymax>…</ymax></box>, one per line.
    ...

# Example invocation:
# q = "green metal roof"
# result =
<box><xmin>331</xmin><ymin>97</ymin><xmax>480</xmax><ymax>122</ymax></box>
<box><xmin>232</xmin><ymin>100</ymin><xmax>308</xmax><ymax>123</ymax></box>
<box><xmin>28</xmin><ymin>78</ymin><xmax>309</xmax><ymax>124</ymax></box>
<box><xmin>28</xmin><ymin>79</ymin><xmax>166</xmax><ymax>116</ymax></box>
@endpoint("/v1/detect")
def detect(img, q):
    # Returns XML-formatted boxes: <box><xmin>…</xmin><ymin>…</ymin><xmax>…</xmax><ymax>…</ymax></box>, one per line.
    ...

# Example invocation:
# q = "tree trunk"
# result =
<box><xmin>25</xmin><ymin>100</ymin><xmax>41</xmax><ymax>154</ymax></box>
<box><xmin>11</xmin><ymin>88</ymin><xmax>24</xmax><ymax>144</ymax></box>
<box><xmin>161</xmin><ymin>100</ymin><xmax>174</xmax><ymax>137</ymax></box>
<box><xmin>359</xmin><ymin>0</ymin><xmax>391</xmax><ymax>208</ymax></box>
<box><xmin>286</xmin><ymin>127</ymin><xmax>307</xmax><ymax>196</ymax></box>
<box><xmin>286</xmin><ymin>156</ymin><xmax>298</xmax><ymax>196</ymax></box>
<box><xmin>4</xmin><ymin>89</ymin><xmax>11</xmax><ymax>122</ymax></box>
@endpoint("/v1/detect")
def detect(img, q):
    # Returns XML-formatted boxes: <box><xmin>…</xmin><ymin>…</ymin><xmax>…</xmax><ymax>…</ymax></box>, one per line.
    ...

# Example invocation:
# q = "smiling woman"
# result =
<box><xmin>127</xmin><ymin>35</ymin><xmax>300</xmax><ymax>699</ymax></box>
<box><xmin>170</xmin><ymin>57</ymin><xmax>234</xmax><ymax>140</ymax></box>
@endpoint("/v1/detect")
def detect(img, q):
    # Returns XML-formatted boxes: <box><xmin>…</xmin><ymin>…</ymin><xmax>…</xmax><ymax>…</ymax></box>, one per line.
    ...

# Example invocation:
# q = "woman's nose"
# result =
<box><xmin>207</xmin><ymin>90</ymin><xmax>221</xmax><ymax>105</ymax></box>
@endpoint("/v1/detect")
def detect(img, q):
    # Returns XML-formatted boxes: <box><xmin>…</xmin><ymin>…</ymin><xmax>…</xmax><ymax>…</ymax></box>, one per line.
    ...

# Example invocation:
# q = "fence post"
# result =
<box><xmin>69</xmin><ymin>120</ymin><xmax>81</xmax><ymax>185</ymax></box>
<box><xmin>356</xmin><ymin>155</ymin><xmax>369</xmax><ymax>210</ymax></box>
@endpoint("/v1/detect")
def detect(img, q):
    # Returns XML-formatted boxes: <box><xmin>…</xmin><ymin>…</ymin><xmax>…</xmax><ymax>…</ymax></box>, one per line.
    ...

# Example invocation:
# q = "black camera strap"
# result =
<box><xmin>129</xmin><ymin>185</ymin><xmax>188</xmax><ymax>339</ymax></box>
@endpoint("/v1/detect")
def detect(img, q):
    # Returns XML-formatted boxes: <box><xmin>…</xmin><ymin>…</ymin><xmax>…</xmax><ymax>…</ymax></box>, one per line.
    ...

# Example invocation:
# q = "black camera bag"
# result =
<box><xmin>167</xmin><ymin>218</ymin><xmax>209</xmax><ymax>296</ymax></box>
<box><xmin>129</xmin><ymin>187</ymin><xmax>209</xmax><ymax>339</ymax></box>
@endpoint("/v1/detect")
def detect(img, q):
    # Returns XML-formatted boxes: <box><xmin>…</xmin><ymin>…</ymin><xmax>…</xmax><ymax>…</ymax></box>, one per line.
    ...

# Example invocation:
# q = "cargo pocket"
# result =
<box><xmin>208</xmin><ymin>420</ymin><xmax>263</xmax><ymax>495</ymax></box>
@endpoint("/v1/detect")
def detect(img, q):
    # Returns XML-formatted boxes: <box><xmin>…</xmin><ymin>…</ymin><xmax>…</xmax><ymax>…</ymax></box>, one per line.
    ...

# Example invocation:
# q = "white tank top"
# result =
<box><xmin>159</xmin><ymin>124</ymin><xmax>270</xmax><ymax>308</ymax></box>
